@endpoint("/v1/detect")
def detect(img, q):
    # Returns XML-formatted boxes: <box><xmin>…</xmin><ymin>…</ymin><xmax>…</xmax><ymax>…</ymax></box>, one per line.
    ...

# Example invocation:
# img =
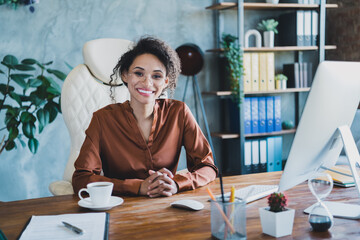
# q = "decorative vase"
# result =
<box><xmin>263</xmin><ymin>31</ymin><xmax>275</xmax><ymax>48</ymax></box>
<box><xmin>259</xmin><ymin>207</ymin><xmax>295</xmax><ymax>238</ymax></box>
<box><xmin>266</xmin><ymin>0</ymin><xmax>279</xmax><ymax>3</ymax></box>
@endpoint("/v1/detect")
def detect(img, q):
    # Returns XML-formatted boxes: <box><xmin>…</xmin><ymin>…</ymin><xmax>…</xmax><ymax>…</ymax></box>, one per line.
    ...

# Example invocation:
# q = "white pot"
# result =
<box><xmin>259</xmin><ymin>207</ymin><xmax>295</xmax><ymax>238</ymax></box>
<box><xmin>263</xmin><ymin>31</ymin><xmax>275</xmax><ymax>48</ymax></box>
<box><xmin>266</xmin><ymin>0</ymin><xmax>279</xmax><ymax>3</ymax></box>
<box><xmin>281</xmin><ymin>80</ymin><xmax>287</xmax><ymax>89</ymax></box>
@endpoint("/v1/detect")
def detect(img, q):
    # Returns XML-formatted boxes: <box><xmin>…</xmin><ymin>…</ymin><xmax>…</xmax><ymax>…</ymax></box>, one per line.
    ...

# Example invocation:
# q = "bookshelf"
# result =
<box><xmin>205</xmin><ymin>1</ymin><xmax>338</xmax><ymax>175</ymax></box>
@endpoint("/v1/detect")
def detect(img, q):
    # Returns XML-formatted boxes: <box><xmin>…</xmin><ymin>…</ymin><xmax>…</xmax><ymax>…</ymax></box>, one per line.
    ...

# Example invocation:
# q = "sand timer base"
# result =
<box><xmin>309</xmin><ymin>214</ymin><xmax>332</xmax><ymax>232</ymax></box>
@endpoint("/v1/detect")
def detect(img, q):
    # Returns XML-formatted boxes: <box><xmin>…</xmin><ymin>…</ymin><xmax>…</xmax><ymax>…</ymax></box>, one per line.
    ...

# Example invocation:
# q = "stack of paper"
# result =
<box><xmin>19</xmin><ymin>212</ymin><xmax>109</xmax><ymax>240</ymax></box>
<box><xmin>325</xmin><ymin>166</ymin><xmax>357</xmax><ymax>188</ymax></box>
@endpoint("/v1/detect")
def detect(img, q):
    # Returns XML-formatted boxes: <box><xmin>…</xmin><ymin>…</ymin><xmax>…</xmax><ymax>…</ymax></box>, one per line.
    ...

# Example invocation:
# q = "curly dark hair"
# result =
<box><xmin>109</xmin><ymin>36</ymin><xmax>181</xmax><ymax>102</ymax></box>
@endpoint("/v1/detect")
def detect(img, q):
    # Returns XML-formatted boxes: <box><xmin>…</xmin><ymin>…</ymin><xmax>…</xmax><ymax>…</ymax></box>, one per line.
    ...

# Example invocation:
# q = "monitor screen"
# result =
<box><xmin>279</xmin><ymin>61</ymin><xmax>360</xmax><ymax>192</ymax></box>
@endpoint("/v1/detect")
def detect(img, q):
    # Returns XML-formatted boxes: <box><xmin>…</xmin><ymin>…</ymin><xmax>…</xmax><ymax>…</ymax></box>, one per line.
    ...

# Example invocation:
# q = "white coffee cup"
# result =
<box><xmin>78</xmin><ymin>182</ymin><xmax>114</xmax><ymax>206</ymax></box>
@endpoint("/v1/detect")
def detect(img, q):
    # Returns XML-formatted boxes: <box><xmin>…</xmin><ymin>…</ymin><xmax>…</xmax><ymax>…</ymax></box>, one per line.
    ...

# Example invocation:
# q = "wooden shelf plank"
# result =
<box><xmin>245</xmin><ymin>129</ymin><xmax>296</xmax><ymax>138</ymax></box>
<box><xmin>203</xmin><ymin>88</ymin><xmax>310</xmax><ymax>96</ymax></box>
<box><xmin>211</xmin><ymin>129</ymin><xmax>297</xmax><ymax>139</ymax></box>
<box><xmin>206</xmin><ymin>45</ymin><xmax>336</xmax><ymax>53</ymax></box>
<box><xmin>206</xmin><ymin>2</ymin><xmax>338</xmax><ymax>10</ymax></box>
<box><xmin>211</xmin><ymin>133</ymin><xmax>240</xmax><ymax>139</ymax></box>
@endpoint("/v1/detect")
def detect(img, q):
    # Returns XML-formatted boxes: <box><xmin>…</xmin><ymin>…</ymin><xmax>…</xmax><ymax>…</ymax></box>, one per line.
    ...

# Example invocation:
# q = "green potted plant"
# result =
<box><xmin>259</xmin><ymin>192</ymin><xmax>295</xmax><ymax>237</ymax></box>
<box><xmin>221</xmin><ymin>33</ymin><xmax>243</xmax><ymax>107</ymax></box>
<box><xmin>257</xmin><ymin>19</ymin><xmax>279</xmax><ymax>48</ymax></box>
<box><xmin>275</xmin><ymin>73</ymin><xmax>288</xmax><ymax>90</ymax></box>
<box><xmin>0</xmin><ymin>55</ymin><xmax>66</xmax><ymax>155</ymax></box>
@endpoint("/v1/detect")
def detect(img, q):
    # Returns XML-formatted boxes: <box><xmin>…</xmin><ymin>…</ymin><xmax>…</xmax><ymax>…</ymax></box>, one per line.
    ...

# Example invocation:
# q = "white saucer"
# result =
<box><xmin>78</xmin><ymin>196</ymin><xmax>124</xmax><ymax>211</ymax></box>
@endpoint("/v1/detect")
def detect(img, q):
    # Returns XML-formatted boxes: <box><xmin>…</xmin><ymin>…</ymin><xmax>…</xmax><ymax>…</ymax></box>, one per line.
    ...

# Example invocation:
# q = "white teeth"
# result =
<box><xmin>138</xmin><ymin>89</ymin><xmax>153</xmax><ymax>94</ymax></box>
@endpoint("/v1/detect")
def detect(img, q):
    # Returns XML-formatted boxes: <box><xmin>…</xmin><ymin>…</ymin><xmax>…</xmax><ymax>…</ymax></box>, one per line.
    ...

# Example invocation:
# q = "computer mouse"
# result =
<box><xmin>170</xmin><ymin>199</ymin><xmax>204</xmax><ymax>211</ymax></box>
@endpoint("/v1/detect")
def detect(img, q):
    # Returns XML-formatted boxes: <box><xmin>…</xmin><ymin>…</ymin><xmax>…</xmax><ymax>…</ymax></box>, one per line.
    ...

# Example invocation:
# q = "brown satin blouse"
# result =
<box><xmin>72</xmin><ymin>99</ymin><xmax>218</xmax><ymax>195</ymax></box>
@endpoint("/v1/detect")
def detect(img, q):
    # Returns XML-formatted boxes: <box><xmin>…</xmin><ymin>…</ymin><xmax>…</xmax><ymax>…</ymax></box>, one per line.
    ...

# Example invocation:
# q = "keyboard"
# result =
<box><xmin>216</xmin><ymin>185</ymin><xmax>279</xmax><ymax>203</ymax></box>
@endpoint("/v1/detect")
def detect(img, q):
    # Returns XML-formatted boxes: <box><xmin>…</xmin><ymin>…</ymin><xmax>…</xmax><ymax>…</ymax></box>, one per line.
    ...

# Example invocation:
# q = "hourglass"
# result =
<box><xmin>308</xmin><ymin>171</ymin><xmax>334</xmax><ymax>232</ymax></box>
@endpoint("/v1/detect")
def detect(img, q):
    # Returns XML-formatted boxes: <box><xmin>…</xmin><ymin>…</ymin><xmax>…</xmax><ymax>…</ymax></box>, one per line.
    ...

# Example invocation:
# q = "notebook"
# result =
<box><xmin>325</xmin><ymin>165</ymin><xmax>358</xmax><ymax>188</ymax></box>
<box><xmin>18</xmin><ymin>212</ymin><xmax>109</xmax><ymax>240</ymax></box>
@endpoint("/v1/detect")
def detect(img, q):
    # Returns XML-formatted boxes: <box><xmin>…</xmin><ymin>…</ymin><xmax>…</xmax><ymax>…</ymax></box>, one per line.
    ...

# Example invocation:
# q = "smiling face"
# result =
<box><xmin>122</xmin><ymin>54</ymin><xmax>169</xmax><ymax>107</ymax></box>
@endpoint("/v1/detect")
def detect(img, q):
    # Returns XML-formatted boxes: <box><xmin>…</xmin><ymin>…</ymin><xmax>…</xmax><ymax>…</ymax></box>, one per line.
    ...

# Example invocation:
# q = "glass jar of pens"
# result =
<box><xmin>208</xmin><ymin>187</ymin><xmax>247</xmax><ymax>240</ymax></box>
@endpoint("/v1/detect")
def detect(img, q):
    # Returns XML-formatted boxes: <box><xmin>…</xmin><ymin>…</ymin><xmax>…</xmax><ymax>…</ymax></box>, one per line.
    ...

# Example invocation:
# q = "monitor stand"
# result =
<box><xmin>304</xmin><ymin>125</ymin><xmax>360</xmax><ymax>219</ymax></box>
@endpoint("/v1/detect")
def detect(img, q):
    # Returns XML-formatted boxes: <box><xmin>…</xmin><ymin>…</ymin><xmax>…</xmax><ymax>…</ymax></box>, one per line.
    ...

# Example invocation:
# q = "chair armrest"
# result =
<box><xmin>49</xmin><ymin>180</ymin><xmax>74</xmax><ymax>196</ymax></box>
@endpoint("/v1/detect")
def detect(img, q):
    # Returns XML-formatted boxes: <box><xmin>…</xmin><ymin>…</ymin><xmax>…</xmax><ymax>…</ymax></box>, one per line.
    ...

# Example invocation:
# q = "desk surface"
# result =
<box><xmin>1</xmin><ymin>171</ymin><xmax>360</xmax><ymax>239</ymax></box>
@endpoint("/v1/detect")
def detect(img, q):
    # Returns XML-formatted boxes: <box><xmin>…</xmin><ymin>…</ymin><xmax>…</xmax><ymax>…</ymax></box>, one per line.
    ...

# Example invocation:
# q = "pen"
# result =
<box><xmin>62</xmin><ymin>221</ymin><xmax>84</xmax><ymax>235</ymax></box>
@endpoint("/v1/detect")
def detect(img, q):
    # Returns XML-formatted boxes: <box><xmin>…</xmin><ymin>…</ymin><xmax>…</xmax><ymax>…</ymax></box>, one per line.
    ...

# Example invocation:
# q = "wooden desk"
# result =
<box><xmin>1</xmin><ymin>172</ymin><xmax>360</xmax><ymax>239</ymax></box>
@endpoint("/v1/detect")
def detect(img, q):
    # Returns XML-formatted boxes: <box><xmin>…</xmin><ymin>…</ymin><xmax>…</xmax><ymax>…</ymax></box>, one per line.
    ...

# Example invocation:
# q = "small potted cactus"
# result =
<box><xmin>259</xmin><ymin>192</ymin><xmax>295</xmax><ymax>238</ymax></box>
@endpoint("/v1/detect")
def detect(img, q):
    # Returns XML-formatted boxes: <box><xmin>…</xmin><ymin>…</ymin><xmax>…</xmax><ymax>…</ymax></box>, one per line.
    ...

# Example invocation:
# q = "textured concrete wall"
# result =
<box><xmin>0</xmin><ymin>0</ymin><xmax>221</xmax><ymax>201</ymax></box>
<box><xmin>327</xmin><ymin>0</ymin><xmax>360</xmax><ymax>61</ymax></box>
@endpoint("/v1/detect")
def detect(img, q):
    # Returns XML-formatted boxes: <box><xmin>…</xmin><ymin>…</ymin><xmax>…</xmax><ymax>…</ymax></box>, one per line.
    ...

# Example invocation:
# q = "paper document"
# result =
<box><xmin>19</xmin><ymin>212</ymin><xmax>109</xmax><ymax>240</ymax></box>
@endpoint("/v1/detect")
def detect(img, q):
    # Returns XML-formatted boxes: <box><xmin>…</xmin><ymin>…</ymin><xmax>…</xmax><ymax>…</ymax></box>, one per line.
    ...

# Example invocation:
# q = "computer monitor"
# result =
<box><xmin>279</xmin><ymin>61</ymin><xmax>360</xmax><ymax>193</ymax></box>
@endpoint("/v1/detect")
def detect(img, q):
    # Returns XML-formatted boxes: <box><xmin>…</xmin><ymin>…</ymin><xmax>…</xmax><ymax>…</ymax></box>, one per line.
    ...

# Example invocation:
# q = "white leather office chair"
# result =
<box><xmin>49</xmin><ymin>38</ymin><xmax>133</xmax><ymax>196</ymax></box>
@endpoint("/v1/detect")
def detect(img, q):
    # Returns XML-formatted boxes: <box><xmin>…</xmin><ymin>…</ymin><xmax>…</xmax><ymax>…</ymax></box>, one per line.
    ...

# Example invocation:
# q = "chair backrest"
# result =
<box><xmin>61</xmin><ymin>38</ymin><xmax>133</xmax><ymax>182</ymax></box>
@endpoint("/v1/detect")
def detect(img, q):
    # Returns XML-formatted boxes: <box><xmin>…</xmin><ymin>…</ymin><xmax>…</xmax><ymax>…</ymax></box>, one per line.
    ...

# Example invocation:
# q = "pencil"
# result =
<box><xmin>206</xmin><ymin>188</ymin><xmax>235</xmax><ymax>234</ymax></box>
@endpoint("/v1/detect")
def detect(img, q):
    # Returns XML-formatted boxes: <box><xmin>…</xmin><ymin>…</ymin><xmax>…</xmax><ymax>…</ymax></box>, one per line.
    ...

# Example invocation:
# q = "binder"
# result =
<box><xmin>266</xmin><ymin>52</ymin><xmax>275</xmax><ymax>91</ymax></box>
<box><xmin>311</xmin><ymin>10</ymin><xmax>318</xmax><ymax>46</ymax></box>
<box><xmin>307</xmin><ymin>62</ymin><xmax>313</xmax><ymax>87</ymax></box>
<box><xmin>243</xmin><ymin>53</ymin><xmax>252</xmax><ymax>92</ymax></box>
<box><xmin>244</xmin><ymin>97</ymin><xmax>251</xmax><ymax>134</ymax></box>
<box><xmin>259</xmin><ymin>53</ymin><xmax>267</xmax><ymax>91</ymax></box>
<box><xmin>274</xmin><ymin>136</ymin><xmax>283</xmax><ymax>171</ymax></box>
<box><xmin>251</xmin><ymin>97</ymin><xmax>259</xmax><ymax>134</ymax></box>
<box><xmin>283</xmin><ymin>63</ymin><xmax>300</xmax><ymax>88</ymax></box>
<box><xmin>244</xmin><ymin>140</ymin><xmax>252</xmax><ymax>174</ymax></box>
<box><xmin>274</xmin><ymin>96</ymin><xmax>282</xmax><ymax>132</ymax></box>
<box><xmin>258</xmin><ymin>97</ymin><xmax>266</xmax><ymax>133</ymax></box>
<box><xmin>303</xmin><ymin>62</ymin><xmax>308</xmax><ymax>88</ymax></box>
<box><xmin>299</xmin><ymin>62</ymin><xmax>304</xmax><ymax>88</ymax></box>
<box><xmin>251</xmin><ymin>139</ymin><xmax>260</xmax><ymax>173</ymax></box>
<box><xmin>278</xmin><ymin>11</ymin><xmax>304</xmax><ymax>46</ymax></box>
<box><xmin>304</xmin><ymin>11</ymin><xmax>312</xmax><ymax>46</ymax></box>
<box><xmin>266</xmin><ymin>96</ymin><xmax>274</xmax><ymax>133</ymax></box>
<box><xmin>266</xmin><ymin>137</ymin><xmax>275</xmax><ymax>172</ymax></box>
<box><xmin>251</xmin><ymin>53</ymin><xmax>259</xmax><ymax>91</ymax></box>
<box><xmin>259</xmin><ymin>138</ymin><xmax>267</xmax><ymax>172</ymax></box>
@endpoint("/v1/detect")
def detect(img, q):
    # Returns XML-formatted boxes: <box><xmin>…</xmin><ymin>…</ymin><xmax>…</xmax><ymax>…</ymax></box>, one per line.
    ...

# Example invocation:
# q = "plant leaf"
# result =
<box><xmin>47</xmin><ymin>69</ymin><xmax>67</xmax><ymax>81</ymax></box>
<box><xmin>8</xmin><ymin>127</ymin><xmax>19</xmax><ymax>141</ymax></box>
<box><xmin>28</xmin><ymin>138</ymin><xmax>39</xmax><ymax>154</ymax></box>
<box><xmin>21</xmin><ymin>58</ymin><xmax>37</xmax><ymax>65</ymax></box>
<box><xmin>5</xmin><ymin>140</ymin><xmax>15</xmax><ymax>151</ymax></box>
<box><xmin>10</xmin><ymin>74</ymin><xmax>32</xmax><ymax>88</ymax></box>
<box><xmin>0</xmin><ymin>83</ymin><xmax>14</xmax><ymax>95</ymax></box>
<box><xmin>20</xmin><ymin>111</ymin><xmax>33</xmax><ymax>123</ymax></box>
<box><xmin>14</xmin><ymin>64</ymin><xmax>36</xmax><ymax>71</ymax></box>
<box><xmin>22</xmin><ymin>122</ymin><xmax>35</xmax><ymax>138</ymax></box>
<box><xmin>9</xmin><ymin>92</ymin><xmax>22</xmax><ymax>106</ymax></box>
<box><xmin>36</xmin><ymin>108</ymin><xmax>50</xmax><ymax>132</ymax></box>
<box><xmin>1</xmin><ymin>55</ymin><xmax>18</xmax><ymax>69</ymax></box>
<box><xmin>0</xmin><ymin>69</ymin><xmax>4</xmax><ymax>74</ymax></box>
<box><xmin>44</xmin><ymin>102</ymin><xmax>58</xmax><ymax>123</ymax></box>
<box><xmin>28</xmin><ymin>78</ymin><xmax>42</xmax><ymax>88</ymax></box>
<box><xmin>43</xmin><ymin>61</ymin><xmax>53</xmax><ymax>66</ymax></box>
<box><xmin>46</xmin><ymin>86</ymin><xmax>61</xmax><ymax>95</ymax></box>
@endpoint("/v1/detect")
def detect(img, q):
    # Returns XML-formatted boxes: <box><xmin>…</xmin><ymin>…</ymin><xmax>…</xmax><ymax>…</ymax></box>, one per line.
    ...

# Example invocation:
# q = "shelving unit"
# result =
<box><xmin>205</xmin><ymin>0</ymin><xmax>338</xmax><ymax>175</ymax></box>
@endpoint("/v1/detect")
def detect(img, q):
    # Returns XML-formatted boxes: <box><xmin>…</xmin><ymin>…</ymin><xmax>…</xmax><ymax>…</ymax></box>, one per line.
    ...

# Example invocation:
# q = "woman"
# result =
<box><xmin>72</xmin><ymin>36</ymin><xmax>218</xmax><ymax>198</ymax></box>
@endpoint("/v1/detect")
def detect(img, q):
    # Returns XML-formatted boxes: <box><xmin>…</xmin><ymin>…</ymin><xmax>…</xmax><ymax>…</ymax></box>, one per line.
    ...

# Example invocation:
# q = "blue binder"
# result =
<box><xmin>274</xmin><ymin>96</ymin><xmax>282</xmax><ymax>132</ymax></box>
<box><xmin>266</xmin><ymin>137</ymin><xmax>275</xmax><ymax>172</ymax></box>
<box><xmin>266</xmin><ymin>96</ymin><xmax>274</xmax><ymax>132</ymax></box>
<box><xmin>251</xmin><ymin>97</ymin><xmax>259</xmax><ymax>134</ymax></box>
<box><xmin>274</xmin><ymin>136</ymin><xmax>283</xmax><ymax>171</ymax></box>
<box><xmin>258</xmin><ymin>97</ymin><xmax>266</xmax><ymax>133</ymax></box>
<box><xmin>244</xmin><ymin>98</ymin><xmax>251</xmax><ymax>134</ymax></box>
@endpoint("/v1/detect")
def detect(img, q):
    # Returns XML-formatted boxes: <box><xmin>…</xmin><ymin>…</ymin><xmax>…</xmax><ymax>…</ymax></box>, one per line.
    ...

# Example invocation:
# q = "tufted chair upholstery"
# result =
<box><xmin>49</xmin><ymin>39</ymin><xmax>133</xmax><ymax>196</ymax></box>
